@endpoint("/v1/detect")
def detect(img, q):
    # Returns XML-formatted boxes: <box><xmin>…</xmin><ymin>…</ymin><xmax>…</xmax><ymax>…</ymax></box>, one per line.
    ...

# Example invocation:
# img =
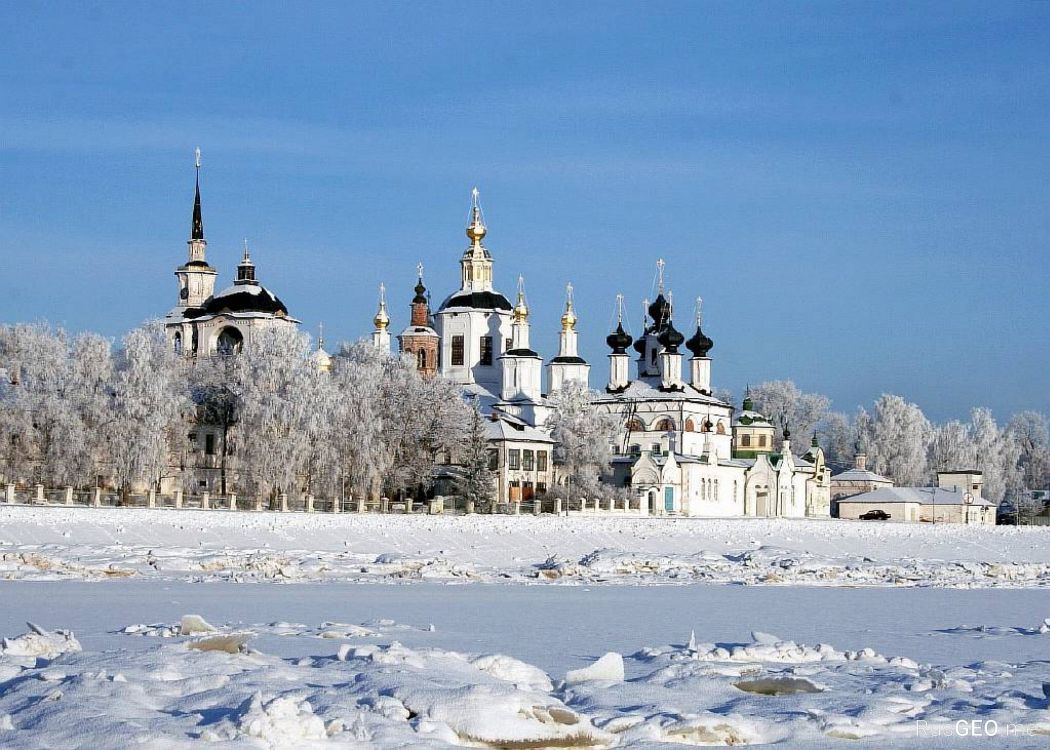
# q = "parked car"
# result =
<box><xmin>859</xmin><ymin>509</ymin><xmax>891</xmax><ymax>521</ymax></box>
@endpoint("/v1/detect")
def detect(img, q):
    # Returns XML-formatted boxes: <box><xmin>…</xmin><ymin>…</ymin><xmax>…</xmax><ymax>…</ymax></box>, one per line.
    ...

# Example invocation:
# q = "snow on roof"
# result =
<box><xmin>832</xmin><ymin>468</ymin><xmax>893</xmax><ymax>483</ymax></box>
<box><xmin>594</xmin><ymin>377</ymin><xmax>729</xmax><ymax>408</ymax></box>
<box><xmin>842</xmin><ymin>486</ymin><xmax>995</xmax><ymax>506</ymax></box>
<box><xmin>484</xmin><ymin>416</ymin><xmax>554</xmax><ymax>444</ymax></box>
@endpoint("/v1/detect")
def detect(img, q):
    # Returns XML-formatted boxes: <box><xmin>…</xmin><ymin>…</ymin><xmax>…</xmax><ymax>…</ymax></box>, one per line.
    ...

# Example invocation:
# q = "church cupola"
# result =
<box><xmin>686</xmin><ymin>297</ymin><xmax>715</xmax><ymax>394</ymax></box>
<box><xmin>173</xmin><ymin>148</ymin><xmax>218</xmax><ymax>311</ymax></box>
<box><xmin>548</xmin><ymin>282</ymin><xmax>590</xmax><ymax>393</ymax></box>
<box><xmin>235</xmin><ymin>240</ymin><xmax>258</xmax><ymax>285</ymax></box>
<box><xmin>658</xmin><ymin>315</ymin><xmax>684</xmax><ymax>391</ymax></box>
<box><xmin>460</xmin><ymin>187</ymin><xmax>494</xmax><ymax>292</ymax></box>
<box><xmin>372</xmin><ymin>283</ymin><xmax>391</xmax><ymax>353</ymax></box>
<box><xmin>607</xmin><ymin>293</ymin><xmax>633</xmax><ymax>392</ymax></box>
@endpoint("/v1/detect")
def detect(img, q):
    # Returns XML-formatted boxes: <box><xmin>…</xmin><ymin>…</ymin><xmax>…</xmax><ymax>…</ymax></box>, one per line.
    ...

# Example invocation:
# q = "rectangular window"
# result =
<box><xmin>537</xmin><ymin>482</ymin><xmax>547</xmax><ymax>496</ymax></box>
<box><xmin>487</xmin><ymin>449</ymin><xmax>499</xmax><ymax>471</ymax></box>
<box><xmin>451</xmin><ymin>335</ymin><xmax>465</xmax><ymax>366</ymax></box>
<box><xmin>758</xmin><ymin>435</ymin><xmax>767</xmax><ymax>448</ymax></box>
<box><xmin>537</xmin><ymin>451</ymin><xmax>548</xmax><ymax>471</ymax></box>
<box><xmin>205</xmin><ymin>433</ymin><xmax>216</xmax><ymax>456</ymax></box>
<box><xmin>523</xmin><ymin>449</ymin><xmax>534</xmax><ymax>471</ymax></box>
<box><xmin>508</xmin><ymin>449</ymin><xmax>520</xmax><ymax>470</ymax></box>
<box><xmin>504</xmin><ymin>337</ymin><xmax>512</xmax><ymax>352</ymax></box>
<box><xmin>479</xmin><ymin>336</ymin><xmax>493</xmax><ymax>365</ymax></box>
<box><xmin>741</xmin><ymin>434</ymin><xmax>751</xmax><ymax>448</ymax></box>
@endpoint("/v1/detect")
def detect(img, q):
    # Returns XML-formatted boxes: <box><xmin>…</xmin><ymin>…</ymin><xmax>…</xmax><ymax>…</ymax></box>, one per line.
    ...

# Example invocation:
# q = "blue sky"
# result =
<box><xmin>2</xmin><ymin>2</ymin><xmax>1048</xmax><ymax>422</ymax></box>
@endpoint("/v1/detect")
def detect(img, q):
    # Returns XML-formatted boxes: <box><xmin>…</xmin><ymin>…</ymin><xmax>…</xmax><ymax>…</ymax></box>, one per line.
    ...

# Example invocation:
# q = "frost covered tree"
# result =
<box><xmin>928</xmin><ymin>420</ymin><xmax>976</xmax><ymax>476</ymax></box>
<box><xmin>868</xmin><ymin>394</ymin><xmax>931</xmax><ymax>486</ymax></box>
<box><xmin>108</xmin><ymin>322</ymin><xmax>190</xmax><ymax>499</ymax></box>
<box><xmin>453</xmin><ymin>399</ymin><xmax>496</xmax><ymax>512</ymax></box>
<box><xmin>817</xmin><ymin>411</ymin><xmax>855</xmax><ymax>469</ymax></box>
<box><xmin>1005</xmin><ymin>411</ymin><xmax>1050</xmax><ymax>500</ymax></box>
<box><xmin>546</xmin><ymin>381</ymin><xmax>621</xmax><ymax>499</ymax></box>
<box><xmin>970</xmin><ymin>407</ymin><xmax>1018</xmax><ymax>504</ymax></box>
<box><xmin>229</xmin><ymin>327</ymin><xmax>323</xmax><ymax>506</ymax></box>
<box><xmin>749</xmin><ymin>380</ymin><xmax>830</xmax><ymax>450</ymax></box>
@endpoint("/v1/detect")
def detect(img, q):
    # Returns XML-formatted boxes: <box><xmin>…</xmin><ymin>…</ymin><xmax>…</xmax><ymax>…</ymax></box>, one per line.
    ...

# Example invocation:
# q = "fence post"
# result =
<box><xmin>513</xmin><ymin>500</ymin><xmax>521</xmax><ymax>515</ymax></box>
<box><xmin>331</xmin><ymin>495</ymin><xmax>341</xmax><ymax>513</ymax></box>
<box><xmin>35</xmin><ymin>484</ymin><xmax>45</xmax><ymax>504</ymax></box>
<box><xmin>279</xmin><ymin>492</ymin><xmax>289</xmax><ymax>512</ymax></box>
<box><xmin>606</xmin><ymin>496</ymin><xmax>614</xmax><ymax>512</ymax></box>
<box><xmin>64</xmin><ymin>486</ymin><xmax>74</xmax><ymax>506</ymax></box>
<box><xmin>147</xmin><ymin>489</ymin><xmax>156</xmax><ymax>509</ymax></box>
<box><xmin>92</xmin><ymin>488</ymin><xmax>102</xmax><ymax>507</ymax></box>
<box><xmin>228</xmin><ymin>493</ymin><xmax>237</xmax><ymax>511</ymax></box>
<box><xmin>5</xmin><ymin>484</ymin><xmax>14</xmax><ymax>504</ymax></box>
<box><xmin>554</xmin><ymin>498</ymin><xmax>562</xmax><ymax>515</ymax></box>
<box><xmin>254</xmin><ymin>496</ymin><xmax>263</xmax><ymax>512</ymax></box>
<box><xmin>380</xmin><ymin>496</ymin><xmax>389</xmax><ymax>513</ymax></box>
<box><xmin>306</xmin><ymin>495</ymin><xmax>314</xmax><ymax>513</ymax></box>
<box><xmin>174</xmin><ymin>489</ymin><xmax>183</xmax><ymax>509</ymax></box>
<box><xmin>357</xmin><ymin>494</ymin><xmax>366</xmax><ymax>513</ymax></box>
<box><xmin>466</xmin><ymin>499</ymin><xmax>475</xmax><ymax>514</ymax></box>
<box><xmin>533</xmin><ymin>498</ymin><xmax>541</xmax><ymax>515</ymax></box>
<box><xmin>201</xmin><ymin>492</ymin><xmax>210</xmax><ymax>510</ymax></box>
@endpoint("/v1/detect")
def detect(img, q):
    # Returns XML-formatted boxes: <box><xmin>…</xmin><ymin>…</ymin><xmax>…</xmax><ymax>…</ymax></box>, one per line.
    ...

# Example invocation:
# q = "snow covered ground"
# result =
<box><xmin>1</xmin><ymin>505</ymin><xmax>1048</xmax><ymax>586</ymax></box>
<box><xmin>0</xmin><ymin>583</ymin><xmax>1047</xmax><ymax>748</ymax></box>
<box><xmin>0</xmin><ymin>507</ymin><xmax>1047</xmax><ymax>747</ymax></box>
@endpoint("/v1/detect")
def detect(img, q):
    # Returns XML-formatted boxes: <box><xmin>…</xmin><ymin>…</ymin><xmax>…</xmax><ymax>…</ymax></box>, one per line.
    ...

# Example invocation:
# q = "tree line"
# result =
<box><xmin>747</xmin><ymin>380</ymin><xmax>1050</xmax><ymax>515</ymax></box>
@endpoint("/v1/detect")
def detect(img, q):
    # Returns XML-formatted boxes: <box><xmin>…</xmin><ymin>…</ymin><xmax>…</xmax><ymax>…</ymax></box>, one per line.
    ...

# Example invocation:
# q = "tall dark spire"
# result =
<box><xmin>191</xmin><ymin>147</ymin><xmax>204</xmax><ymax>241</ymax></box>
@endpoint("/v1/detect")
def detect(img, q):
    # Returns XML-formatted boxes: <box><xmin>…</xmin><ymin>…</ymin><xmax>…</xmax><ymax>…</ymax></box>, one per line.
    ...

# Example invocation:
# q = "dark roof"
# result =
<box><xmin>504</xmin><ymin>347</ymin><xmax>540</xmax><ymax>357</ymax></box>
<box><xmin>195</xmin><ymin>285</ymin><xmax>289</xmax><ymax>317</ymax></box>
<box><xmin>439</xmin><ymin>290</ymin><xmax>512</xmax><ymax>311</ymax></box>
<box><xmin>550</xmin><ymin>355</ymin><xmax>587</xmax><ymax>364</ymax></box>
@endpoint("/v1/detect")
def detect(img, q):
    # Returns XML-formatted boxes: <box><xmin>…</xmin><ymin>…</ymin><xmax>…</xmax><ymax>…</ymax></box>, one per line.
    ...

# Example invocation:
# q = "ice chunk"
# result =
<box><xmin>1</xmin><ymin>624</ymin><xmax>81</xmax><ymax>659</ymax></box>
<box><xmin>733</xmin><ymin>676</ymin><xmax>823</xmax><ymax>695</ymax></box>
<box><xmin>179</xmin><ymin>614</ymin><xmax>217</xmax><ymax>635</ymax></box>
<box><xmin>472</xmin><ymin>654</ymin><xmax>554</xmax><ymax>692</ymax></box>
<box><xmin>565</xmin><ymin>652</ymin><xmax>624</xmax><ymax>685</ymax></box>
<box><xmin>187</xmin><ymin>633</ymin><xmax>251</xmax><ymax>654</ymax></box>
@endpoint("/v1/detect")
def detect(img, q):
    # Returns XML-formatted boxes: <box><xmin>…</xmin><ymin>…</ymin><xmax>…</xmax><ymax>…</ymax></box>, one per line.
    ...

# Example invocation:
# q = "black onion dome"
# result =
<box><xmin>413</xmin><ymin>279</ymin><xmax>427</xmax><ymax>304</ymax></box>
<box><xmin>606</xmin><ymin>322</ymin><xmax>633</xmax><ymax>354</ymax></box>
<box><xmin>686</xmin><ymin>324</ymin><xmax>714</xmax><ymax>357</ymax></box>
<box><xmin>439</xmin><ymin>290</ymin><xmax>513</xmax><ymax>311</ymax></box>
<box><xmin>198</xmin><ymin>286</ymin><xmax>288</xmax><ymax>317</ymax></box>
<box><xmin>658</xmin><ymin>320</ymin><xmax>685</xmax><ymax>352</ymax></box>
<box><xmin>648</xmin><ymin>294</ymin><xmax>671</xmax><ymax>326</ymax></box>
<box><xmin>633</xmin><ymin>335</ymin><xmax>647</xmax><ymax>355</ymax></box>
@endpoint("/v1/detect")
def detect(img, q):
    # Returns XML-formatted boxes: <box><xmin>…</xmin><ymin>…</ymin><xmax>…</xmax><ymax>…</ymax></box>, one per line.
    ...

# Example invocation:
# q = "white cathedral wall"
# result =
<box><xmin>436</xmin><ymin>309</ymin><xmax>513</xmax><ymax>388</ymax></box>
<box><xmin>680</xmin><ymin>462</ymin><xmax>747</xmax><ymax>517</ymax></box>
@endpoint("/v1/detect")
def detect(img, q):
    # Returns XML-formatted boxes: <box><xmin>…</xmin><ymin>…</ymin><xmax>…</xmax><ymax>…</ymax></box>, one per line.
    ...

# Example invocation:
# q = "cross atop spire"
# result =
<box><xmin>373</xmin><ymin>282</ymin><xmax>390</xmax><ymax>330</ymax></box>
<box><xmin>656</xmin><ymin>258</ymin><xmax>666</xmax><ymax>294</ymax></box>
<box><xmin>616</xmin><ymin>292</ymin><xmax>624</xmax><ymax>323</ymax></box>
<box><xmin>317</xmin><ymin>322</ymin><xmax>325</xmax><ymax>351</ymax></box>
<box><xmin>466</xmin><ymin>186</ymin><xmax>487</xmax><ymax>245</ymax></box>
<box><xmin>513</xmin><ymin>275</ymin><xmax>529</xmax><ymax>323</ymax></box>
<box><xmin>694</xmin><ymin>296</ymin><xmax>703</xmax><ymax>326</ymax></box>
<box><xmin>242</xmin><ymin>238</ymin><xmax>251</xmax><ymax>263</ymax></box>
<box><xmin>561</xmin><ymin>282</ymin><xmax>577</xmax><ymax>331</ymax></box>
<box><xmin>191</xmin><ymin>147</ymin><xmax>204</xmax><ymax>241</ymax></box>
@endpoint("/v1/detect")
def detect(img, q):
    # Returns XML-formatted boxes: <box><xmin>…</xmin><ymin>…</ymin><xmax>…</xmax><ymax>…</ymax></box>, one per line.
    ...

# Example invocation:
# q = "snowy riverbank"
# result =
<box><xmin>1</xmin><ymin>505</ymin><xmax>1048</xmax><ymax>587</ymax></box>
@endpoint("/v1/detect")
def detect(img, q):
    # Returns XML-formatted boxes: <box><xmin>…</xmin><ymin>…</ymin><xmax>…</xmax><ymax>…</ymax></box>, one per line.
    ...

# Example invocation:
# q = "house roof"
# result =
<box><xmin>832</xmin><ymin>468</ymin><xmax>893</xmax><ymax>483</ymax></box>
<box><xmin>594</xmin><ymin>376</ymin><xmax>730</xmax><ymax>407</ymax></box>
<box><xmin>841</xmin><ymin>486</ymin><xmax>995</xmax><ymax>507</ymax></box>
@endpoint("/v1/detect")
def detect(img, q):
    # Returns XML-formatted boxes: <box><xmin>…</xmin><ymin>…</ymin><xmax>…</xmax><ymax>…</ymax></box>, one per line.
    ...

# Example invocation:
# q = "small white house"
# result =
<box><xmin>838</xmin><ymin>470</ymin><xmax>996</xmax><ymax>525</ymax></box>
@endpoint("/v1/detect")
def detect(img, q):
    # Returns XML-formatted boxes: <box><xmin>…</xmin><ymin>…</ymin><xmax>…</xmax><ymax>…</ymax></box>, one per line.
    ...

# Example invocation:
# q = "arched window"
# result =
<box><xmin>716</xmin><ymin>422</ymin><xmax>726</xmax><ymax>435</ymax></box>
<box><xmin>626</xmin><ymin>418</ymin><xmax>644</xmax><ymax>432</ymax></box>
<box><xmin>741</xmin><ymin>434</ymin><xmax>752</xmax><ymax>448</ymax></box>
<box><xmin>216</xmin><ymin>327</ymin><xmax>244</xmax><ymax>355</ymax></box>
<box><xmin>655</xmin><ymin>417</ymin><xmax>675</xmax><ymax>432</ymax></box>
<box><xmin>684</xmin><ymin>418</ymin><xmax>696</xmax><ymax>432</ymax></box>
<box><xmin>173</xmin><ymin>331</ymin><xmax>183</xmax><ymax>355</ymax></box>
<box><xmin>700</xmin><ymin>419</ymin><xmax>712</xmax><ymax>433</ymax></box>
<box><xmin>417</xmin><ymin>349</ymin><xmax>427</xmax><ymax>369</ymax></box>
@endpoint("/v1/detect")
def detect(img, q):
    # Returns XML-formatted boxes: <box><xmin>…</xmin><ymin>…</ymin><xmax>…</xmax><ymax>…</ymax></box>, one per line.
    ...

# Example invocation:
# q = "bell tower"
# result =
<box><xmin>175</xmin><ymin>148</ymin><xmax>217</xmax><ymax>310</ymax></box>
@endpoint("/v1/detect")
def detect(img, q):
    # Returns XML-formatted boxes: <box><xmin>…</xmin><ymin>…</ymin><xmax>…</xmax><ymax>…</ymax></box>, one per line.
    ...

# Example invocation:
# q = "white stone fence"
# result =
<box><xmin>1</xmin><ymin>484</ymin><xmax>651</xmax><ymax>516</ymax></box>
